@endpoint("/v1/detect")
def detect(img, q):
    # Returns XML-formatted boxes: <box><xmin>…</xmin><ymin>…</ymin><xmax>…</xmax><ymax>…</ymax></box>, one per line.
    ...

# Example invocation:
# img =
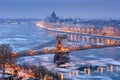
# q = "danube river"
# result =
<box><xmin>0</xmin><ymin>23</ymin><xmax>120</xmax><ymax>80</ymax></box>
<box><xmin>0</xmin><ymin>23</ymin><xmax>55</xmax><ymax>51</ymax></box>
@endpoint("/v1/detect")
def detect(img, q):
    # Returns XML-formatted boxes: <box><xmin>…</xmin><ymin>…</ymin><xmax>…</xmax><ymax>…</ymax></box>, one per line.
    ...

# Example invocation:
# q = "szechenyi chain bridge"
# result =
<box><xmin>1</xmin><ymin>20</ymin><xmax>120</xmax><ymax>80</ymax></box>
<box><xmin>8</xmin><ymin>20</ymin><xmax>120</xmax><ymax>63</ymax></box>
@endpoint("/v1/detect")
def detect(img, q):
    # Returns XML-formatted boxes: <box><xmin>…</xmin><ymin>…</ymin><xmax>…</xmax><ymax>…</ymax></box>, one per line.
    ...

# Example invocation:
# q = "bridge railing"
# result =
<box><xmin>9</xmin><ymin>37</ymin><xmax>120</xmax><ymax>58</ymax></box>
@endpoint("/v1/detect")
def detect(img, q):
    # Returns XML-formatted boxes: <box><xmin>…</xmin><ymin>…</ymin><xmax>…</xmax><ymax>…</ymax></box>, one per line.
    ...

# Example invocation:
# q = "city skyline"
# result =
<box><xmin>0</xmin><ymin>0</ymin><xmax>120</xmax><ymax>19</ymax></box>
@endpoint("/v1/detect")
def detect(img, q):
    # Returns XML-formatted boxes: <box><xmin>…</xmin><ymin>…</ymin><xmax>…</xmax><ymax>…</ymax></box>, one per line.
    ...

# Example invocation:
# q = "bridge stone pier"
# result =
<box><xmin>54</xmin><ymin>34</ymin><xmax>70</xmax><ymax>65</ymax></box>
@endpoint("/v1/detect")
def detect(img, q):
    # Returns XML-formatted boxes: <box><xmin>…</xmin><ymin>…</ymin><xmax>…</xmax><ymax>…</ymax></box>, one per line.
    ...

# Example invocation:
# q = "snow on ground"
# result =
<box><xmin>16</xmin><ymin>53</ymin><xmax>120</xmax><ymax>80</ymax></box>
<box><xmin>72</xmin><ymin>75</ymin><xmax>113</xmax><ymax>80</ymax></box>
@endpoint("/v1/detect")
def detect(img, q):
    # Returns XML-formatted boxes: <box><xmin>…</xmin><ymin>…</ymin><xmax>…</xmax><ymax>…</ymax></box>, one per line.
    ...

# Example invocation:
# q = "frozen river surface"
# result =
<box><xmin>0</xmin><ymin>23</ymin><xmax>120</xmax><ymax>80</ymax></box>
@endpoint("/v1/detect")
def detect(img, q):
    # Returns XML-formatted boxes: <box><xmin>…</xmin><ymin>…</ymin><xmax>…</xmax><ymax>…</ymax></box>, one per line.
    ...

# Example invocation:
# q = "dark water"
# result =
<box><xmin>0</xmin><ymin>23</ymin><xmax>120</xmax><ymax>80</ymax></box>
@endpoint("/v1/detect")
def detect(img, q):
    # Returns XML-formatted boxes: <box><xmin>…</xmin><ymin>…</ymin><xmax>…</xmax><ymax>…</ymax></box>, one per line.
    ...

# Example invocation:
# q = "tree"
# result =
<box><xmin>0</xmin><ymin>44</ymin><xmax>13</xmax><ymax>75</ymax></box>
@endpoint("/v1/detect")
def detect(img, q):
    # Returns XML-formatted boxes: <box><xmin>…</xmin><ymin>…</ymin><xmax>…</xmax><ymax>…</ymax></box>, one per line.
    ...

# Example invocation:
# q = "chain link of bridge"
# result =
<box><xmin>10</xmin><ymin>34</ymin><xmax>120</xmax><ymax>65</ymax></box>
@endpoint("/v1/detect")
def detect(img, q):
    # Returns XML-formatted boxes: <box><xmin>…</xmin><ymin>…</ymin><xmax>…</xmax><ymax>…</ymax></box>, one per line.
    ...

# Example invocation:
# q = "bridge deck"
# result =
<box><xmin>11</xmin><ymin>43</ymin><xmax>120</xmax><ymax>58</ymax></box>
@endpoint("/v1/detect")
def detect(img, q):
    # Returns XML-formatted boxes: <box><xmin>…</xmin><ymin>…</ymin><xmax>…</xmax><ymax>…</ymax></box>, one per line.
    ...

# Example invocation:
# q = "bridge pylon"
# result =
<box><xmin>54</xmin><ymin>34</ymin><xmax>70</xmax><ymax>65</ymax></box>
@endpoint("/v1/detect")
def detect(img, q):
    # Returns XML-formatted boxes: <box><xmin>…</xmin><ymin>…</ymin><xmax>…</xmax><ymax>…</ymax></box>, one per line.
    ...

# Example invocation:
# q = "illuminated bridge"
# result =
<box><xmin>10</xmin><ymin>34</ymin><xmax>120</xmax><ymax>65</ymax></box>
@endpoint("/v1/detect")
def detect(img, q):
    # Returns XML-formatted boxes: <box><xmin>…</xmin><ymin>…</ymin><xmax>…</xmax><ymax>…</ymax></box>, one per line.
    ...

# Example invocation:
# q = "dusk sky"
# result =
<box><xmin>0</xmin><ymin>0</ymin><xmax>120</xmax><ymax>19</ymax></box>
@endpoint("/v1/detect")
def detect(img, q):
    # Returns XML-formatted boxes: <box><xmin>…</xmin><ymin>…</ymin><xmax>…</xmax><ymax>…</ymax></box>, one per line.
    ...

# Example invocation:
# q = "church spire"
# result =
<box><xmin>45</xmin><ymin>11</ymin><xmax>59</xmax><ymax>22</ymax></box>
<box><xmin>51</xmin><ymin>11</ymin><xmax>57</xmax><ymax>19</ymax></box>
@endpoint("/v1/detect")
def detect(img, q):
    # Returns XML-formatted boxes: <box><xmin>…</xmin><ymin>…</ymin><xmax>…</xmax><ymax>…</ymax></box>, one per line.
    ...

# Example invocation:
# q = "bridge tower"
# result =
<box><xmin>54</xmin><ymin>34</ymin><xmax>70</xmax><ymax>65</ymax></box>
